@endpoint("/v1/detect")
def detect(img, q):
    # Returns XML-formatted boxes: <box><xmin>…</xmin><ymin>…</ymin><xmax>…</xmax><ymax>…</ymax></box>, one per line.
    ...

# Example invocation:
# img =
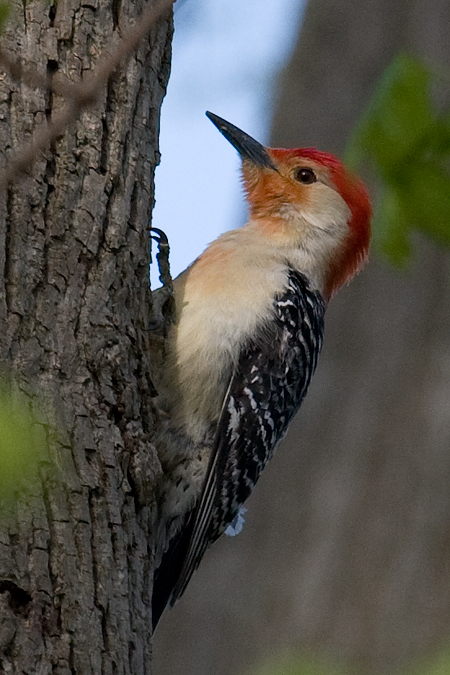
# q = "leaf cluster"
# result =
<box><xmin>346</xmin><ymin>54</ymin><xmax>450</xmax><ymax>264</ymax></box>
<box><xmin>251</xmin><ymin>648</ymin><xmax>450</xmax><ymax>675</ymax></box>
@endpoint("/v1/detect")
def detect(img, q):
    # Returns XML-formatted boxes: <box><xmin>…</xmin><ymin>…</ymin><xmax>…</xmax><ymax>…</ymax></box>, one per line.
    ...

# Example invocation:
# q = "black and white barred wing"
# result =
<box><xmin>170</xmin><ymin>271</ymin><xmax>325</xmax><ymax>603</ymax></box>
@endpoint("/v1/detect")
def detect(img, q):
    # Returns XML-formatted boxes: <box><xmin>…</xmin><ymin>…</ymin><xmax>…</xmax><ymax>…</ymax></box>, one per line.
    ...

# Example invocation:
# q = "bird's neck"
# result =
<box><xmin>246</xmin><ymin>213</ymin><xmax>348</xmax><ymax>301</ymax></box>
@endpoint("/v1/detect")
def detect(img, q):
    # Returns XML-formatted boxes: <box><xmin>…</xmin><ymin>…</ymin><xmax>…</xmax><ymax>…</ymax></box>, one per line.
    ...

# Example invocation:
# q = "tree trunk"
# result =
<box><xmin>154</xmin><ymin>1</ymin><xmax>450</xmax><ymax>675</ymax></box>
<box><xmin>0</xmin><ymin>0</ymin><xmax>172</xmax><ymax>671</ymax></box>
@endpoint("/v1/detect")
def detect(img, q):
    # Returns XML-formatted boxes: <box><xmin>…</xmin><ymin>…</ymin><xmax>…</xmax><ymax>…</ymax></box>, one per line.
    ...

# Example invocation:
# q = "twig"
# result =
<box><xmin>0</xmin><ymin>105</ymin><xmax>79</xmax><ymax>188</ymax></box>
<box><xmin>0</xmin><ymin>0</ymin><xmax>175</xmax><ymax>187</ymax></box>
<box><xmin>0</xmin><ymin>47</ymin><xmax>55</xmax><ymax>92</ymax></box>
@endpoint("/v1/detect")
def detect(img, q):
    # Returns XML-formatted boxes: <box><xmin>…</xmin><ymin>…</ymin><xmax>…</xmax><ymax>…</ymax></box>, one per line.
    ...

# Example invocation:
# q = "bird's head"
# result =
<box><xmin>206</xmin><ymin>111</ymin><xmax>372</xmax><ymax>300</ymax></box>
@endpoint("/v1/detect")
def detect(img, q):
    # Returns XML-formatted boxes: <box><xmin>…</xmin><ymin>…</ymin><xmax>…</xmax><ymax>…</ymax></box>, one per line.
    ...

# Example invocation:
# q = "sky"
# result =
<box><xmin>150</xmin><ymin>0</ymin><xmax>306</xmax><ymax>287</ymax></box>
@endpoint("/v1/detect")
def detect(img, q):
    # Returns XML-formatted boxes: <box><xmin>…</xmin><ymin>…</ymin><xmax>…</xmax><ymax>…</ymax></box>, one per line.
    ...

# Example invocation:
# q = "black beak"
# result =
<box><xmin>206</xmin><ymin>111</ymin><xmax>278</xmax><ymax>171</ymax></box>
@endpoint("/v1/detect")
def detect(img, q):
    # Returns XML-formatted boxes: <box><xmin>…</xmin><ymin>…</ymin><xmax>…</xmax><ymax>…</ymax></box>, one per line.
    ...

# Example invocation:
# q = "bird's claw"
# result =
<box><xmin>150</xmin><ymin>227</ymin><xmax>175</xmax><ymax>331</ymax></box>
<box><xmin>150</xmin><ymin>227</ymin><xmax>173</xmax><ymax>290</ymax></box>
<box><xmin>150</xmin><ymin>227</ymin><xmax>169</xmax><ymax>248</ymax></box>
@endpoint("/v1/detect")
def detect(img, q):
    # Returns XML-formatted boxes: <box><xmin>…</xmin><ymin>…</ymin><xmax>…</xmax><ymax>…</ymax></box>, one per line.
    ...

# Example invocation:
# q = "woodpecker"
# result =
<box><xmin>151</xmin><ymin>111</ymin><xmax>371</xmax><ymax>629</ymax></box>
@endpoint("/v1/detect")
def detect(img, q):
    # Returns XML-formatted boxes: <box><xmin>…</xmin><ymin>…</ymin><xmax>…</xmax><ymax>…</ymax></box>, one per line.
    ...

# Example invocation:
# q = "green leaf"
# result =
<box><xmin>249</xmin><ymin>647</ymin><xmax>450</xmax><ymax>675</ymax></box>
<box><xmin>347</xmin><ymin>54</ymin><xmax>434</xmax><ymax>174</ymax></box>
<box><xmin>347</xmin><ymin>53</ymin><xmax>450</xmax><ymax>263</ymax></box>
<box><xmin>404</xmin><ymin>648</ymin><xmax>450</xmax><ymax>675</ymax></box>
<box><xmin>422</xmin><ymin>650</ymin><xmax>450</xmax><ymax>675</ymax></box>
<box><xmin>249</xmin><ymin>653</ymin><xmax>352</xmax><ymax>675</ymax></box>
<box><xmin>0</xmin><ymin>389</ymin><xmax>47</xmax><ymax>500</ymax></box>
<box><xmin>372</xmin><ymin>187</ymin><xmax>411</xmax><ymax>265</ymax></box>
<box><xmin>0</xmin><ymin>1</ymin><xmax>10</xmax><ymax>32</ymax></box>
<box><xmin>396</xmin><ymin>161</ymin><xmax>450</xmax><ymax>245</ymax></box>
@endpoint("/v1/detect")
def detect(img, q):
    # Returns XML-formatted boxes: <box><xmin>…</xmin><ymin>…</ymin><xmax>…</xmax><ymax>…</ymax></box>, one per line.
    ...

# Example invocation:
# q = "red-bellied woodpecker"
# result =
<box><xmin>151</xmin><ymin>111</ymin><xmax>372</xmax><ymax>629</ymax></box>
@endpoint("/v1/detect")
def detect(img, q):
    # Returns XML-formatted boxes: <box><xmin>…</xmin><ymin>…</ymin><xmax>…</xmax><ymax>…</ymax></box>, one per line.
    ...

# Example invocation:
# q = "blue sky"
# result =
<box><xmin>150</xmin><ymin>0</ymin><xmax>306</xmax><ymax>287</ymax></box>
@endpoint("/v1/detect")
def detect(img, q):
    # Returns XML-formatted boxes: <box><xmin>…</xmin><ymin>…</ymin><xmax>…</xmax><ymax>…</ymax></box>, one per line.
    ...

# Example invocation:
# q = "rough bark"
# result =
<box><xmin>154</xmin><ymin>1</ymin><xmax>450</xmax><ymax>675</ymax></box>
<box><xmin>0</xmin><ymin>0</ymin><xmax>172</xmax><ymax>672</ymax></box>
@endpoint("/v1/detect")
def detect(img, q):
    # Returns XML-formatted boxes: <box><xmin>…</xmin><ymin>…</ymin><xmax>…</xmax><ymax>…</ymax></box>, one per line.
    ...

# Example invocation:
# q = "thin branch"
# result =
<box><xmin>0</xmin><ymin>0</ymin><xmax>174</xmax><ymax>187</ymax></box>
<box><xmin>0</xmin><ymin>106</ymin><xmax>80</xmax><ymax>188</ymax></box>
<box><xmin>0</xmin><ymin>47</ymin><xmax>55</xmax><ymax>91</ymax></box>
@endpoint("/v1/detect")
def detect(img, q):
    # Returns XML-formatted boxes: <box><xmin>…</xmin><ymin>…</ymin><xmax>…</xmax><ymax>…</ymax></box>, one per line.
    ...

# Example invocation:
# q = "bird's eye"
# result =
<box><xmin>294</xmin><ymin>168</ymin><xmax>317</xmax><ymax>184</ymax></box>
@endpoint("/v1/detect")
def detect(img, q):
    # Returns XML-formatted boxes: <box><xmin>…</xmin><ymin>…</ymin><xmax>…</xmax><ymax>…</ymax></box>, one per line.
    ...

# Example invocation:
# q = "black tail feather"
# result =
<box><xmin>152</xmin><ymin>510</ymin><xmax>195</xmax><ymax>631</ymax></box>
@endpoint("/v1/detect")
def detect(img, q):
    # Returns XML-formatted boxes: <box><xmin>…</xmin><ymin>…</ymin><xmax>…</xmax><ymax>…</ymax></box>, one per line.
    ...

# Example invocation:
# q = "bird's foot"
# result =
<box><xmin>150</xmin><ymin>228</ymin><xmax>175</xmax><ymax>331</ymax></box>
